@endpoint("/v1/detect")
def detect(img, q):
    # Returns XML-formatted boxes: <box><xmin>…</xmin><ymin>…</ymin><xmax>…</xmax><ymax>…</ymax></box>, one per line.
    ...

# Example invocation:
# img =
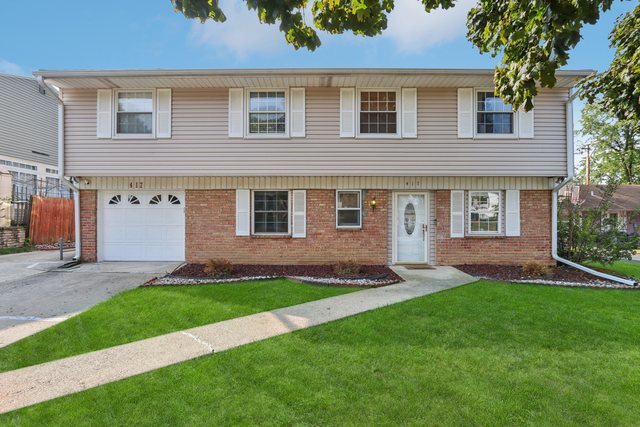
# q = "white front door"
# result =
<box><xmin>395</xmin><ymin>193</ymin><xmax>428</xmax><ymax>263</ymax></box>
<box><xmin>100</xmin><ymin>191</ymin><xmax>185</xmax><ymax>261</ymax></box>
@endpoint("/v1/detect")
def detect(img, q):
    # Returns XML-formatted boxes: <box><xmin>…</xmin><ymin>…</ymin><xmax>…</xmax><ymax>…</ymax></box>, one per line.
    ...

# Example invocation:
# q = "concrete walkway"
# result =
<box><xmin>0</xmin><ymin>266</ymin><xmax>475</xmax><ymax>414</ymax></box>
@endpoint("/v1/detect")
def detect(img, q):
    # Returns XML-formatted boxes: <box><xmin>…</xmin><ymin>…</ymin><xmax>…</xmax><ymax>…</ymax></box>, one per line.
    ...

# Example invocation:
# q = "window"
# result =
<box><xmin>476</xmin><ymin>91</ymin><xmax>514</xmax><ymax>135</ymax></box>
<box><xmin>253</xmin><ymin>191</ymin><xmax>289</xmax><ymax>234</ymax></box>
<box><xmin>359</xmin><ymin>90</ymin><xmax>398</xmax><ymax>135</ymax></box>
<box><xmin>468</xmin><ymin>191</ymin><xmax>501</xmax><ymax>234</ymax></box>
<box><xmin>336</xmin><ymin>190</ymin><xmax>362</xmax><ymax>228</ymax></box>
<box><xmin>115</xmin><ymin>91</ymin><xmax>154</xmax><ymax>136</ymax></box>
<box><xmin>248</xmin><ymin>91</ymin><xmax>286</xmax><ymax>135</ymax></box>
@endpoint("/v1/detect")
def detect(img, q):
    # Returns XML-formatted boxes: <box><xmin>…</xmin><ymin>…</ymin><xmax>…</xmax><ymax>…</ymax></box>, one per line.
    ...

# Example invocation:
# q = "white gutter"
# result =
<box><xmin>37</xmin><ymin>77</ymin><xmax>81</xmax><ymax>261</ymax></box>
<box><xmin>551</xmin><ymin>89</ymin><xmax>637</xmax><ymax>286</ymax></box>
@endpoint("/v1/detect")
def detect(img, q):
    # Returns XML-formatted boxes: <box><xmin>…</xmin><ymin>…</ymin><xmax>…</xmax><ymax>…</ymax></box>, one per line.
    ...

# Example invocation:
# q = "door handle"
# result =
<box><xmin>422</xmin><ymin>223</ymin><xmax>428</xmax><ymax>240</ymax></box>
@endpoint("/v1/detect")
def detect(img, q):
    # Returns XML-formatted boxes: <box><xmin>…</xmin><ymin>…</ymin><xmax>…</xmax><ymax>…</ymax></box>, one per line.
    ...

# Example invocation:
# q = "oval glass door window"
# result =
<box><xmin>404</xmin><ymin>203</ymin><xmax>416</xmax><ymax>235</ymax></box>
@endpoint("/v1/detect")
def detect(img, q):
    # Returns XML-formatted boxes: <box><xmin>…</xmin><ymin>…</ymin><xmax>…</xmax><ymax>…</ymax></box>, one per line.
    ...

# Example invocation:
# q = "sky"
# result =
<box><xmin>0</xmin><ymin>0</ymin><xmax>635</xmax><ymax>163</ymax></box>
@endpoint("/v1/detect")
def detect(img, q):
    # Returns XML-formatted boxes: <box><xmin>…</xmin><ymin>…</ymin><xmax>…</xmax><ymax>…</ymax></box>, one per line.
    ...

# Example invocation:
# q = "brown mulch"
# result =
<box><xmin>455</xmin><ymin>264</ymin><xmax>626</xmax><ymax>284</ymax></box>
<box><xmin>171</xmin><ymin>263</ymin><xmax>402</xmax><ymax>282</ymax></box>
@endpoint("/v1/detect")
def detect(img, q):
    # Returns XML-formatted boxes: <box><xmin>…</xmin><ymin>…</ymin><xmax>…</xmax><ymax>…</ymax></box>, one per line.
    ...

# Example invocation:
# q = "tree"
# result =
<box><xmin>580</xmin><ymin>6</ymin><xmax>640</xmax><ymax>122</ymax></box>
<box><xmin>171</xmin><ymin>0</ymin><xmax>639</xmax><ymax>115</ymax></box>
<box><xmin>558</xmin><ymin>182</ymin><xmax>639</xmax><ymax>265</ymax></box>
<box><xmin>577</xmin><ymin>103</ymin><xmax>640</xmax><ymax>184</ymax></box>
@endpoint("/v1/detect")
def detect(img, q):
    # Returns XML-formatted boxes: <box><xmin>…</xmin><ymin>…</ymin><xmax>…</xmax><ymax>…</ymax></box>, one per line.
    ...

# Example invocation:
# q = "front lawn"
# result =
<box><xmin>585</xmin><ymin>260</ymin><xmax>640</xmax><ymax>280</ymax></box>
<box><xmin>3</xmin><ymin>280</ymin><xmax>640</xmax><ymax>425</ymax></box>
<box><xmin>0</xmin><ymin>279</ymin><xmax>357</xmax><ymax>373</ymax></box>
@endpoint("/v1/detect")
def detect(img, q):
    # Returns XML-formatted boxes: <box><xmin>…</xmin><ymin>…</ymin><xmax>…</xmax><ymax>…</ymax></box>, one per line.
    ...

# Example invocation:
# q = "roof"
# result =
<box><xmin>571</xmin><ymin>185</ymin><xmax>640</xmax><ymax>211</ymax></box>
<box><xmin>33</xmin><ymin>68</ymin><xmax>593</xmax><ymax>90</ymax></box>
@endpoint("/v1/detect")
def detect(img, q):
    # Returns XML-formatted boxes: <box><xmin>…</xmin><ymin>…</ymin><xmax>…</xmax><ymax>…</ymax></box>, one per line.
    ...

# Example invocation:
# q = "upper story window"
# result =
<box><xmin>336</xmin><ymin>190</ymin><xmax>362</xmax><ymax>228</ymax></box>
<box><xmin>358</xmin><ymin>90</ymin><xmax>398</xmax><ymax>136</ymax></box>
<box><xmin>115</xmin><ymin>90</ymin><xmax>154</xmax><ymax>136</ymax></box>
<box><xmin>248</xmin><ymin>91</ymin><xmax>287</xmax><ymax>135</ymax></box>
<box><xmin>468</xmin><ymin>191</ymin><xmax>501</xmax><ymax>235</ymax></box>
<box><xmin>253</xmin><ymin>190</ymin><xmax>289</xmax><ymax>234</ymax></box>
<box><xmin>476</xmin><ymin>91</ymin><xmax>514</xmax><ymax>135</ymax></box>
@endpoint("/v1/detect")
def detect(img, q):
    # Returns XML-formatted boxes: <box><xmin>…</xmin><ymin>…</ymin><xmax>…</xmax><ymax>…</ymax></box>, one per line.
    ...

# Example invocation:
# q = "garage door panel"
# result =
<box><xmin>100</xmin><ymin>191</ymin><xmax>185</xmax><ymax>261</ymax></box>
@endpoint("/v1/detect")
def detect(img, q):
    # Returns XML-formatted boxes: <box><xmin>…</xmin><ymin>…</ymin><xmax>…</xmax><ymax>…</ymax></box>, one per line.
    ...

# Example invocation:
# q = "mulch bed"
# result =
<box><xmin>456</xmin><ymin>264</ymin><xmax>638</xmax><ymax>289</ymax></box>
<box><xmin>146</xmin><ymin>263</ymin><xmax>403</xmax><ymax>287</ymax></box>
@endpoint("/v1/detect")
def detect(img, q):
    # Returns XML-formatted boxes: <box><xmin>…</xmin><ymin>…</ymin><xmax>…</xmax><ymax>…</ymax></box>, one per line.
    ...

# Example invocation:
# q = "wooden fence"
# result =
<box><xmin>29</xmin><ymin>196</ymin><xmax>74</xmax><ymax>244</ymax></box>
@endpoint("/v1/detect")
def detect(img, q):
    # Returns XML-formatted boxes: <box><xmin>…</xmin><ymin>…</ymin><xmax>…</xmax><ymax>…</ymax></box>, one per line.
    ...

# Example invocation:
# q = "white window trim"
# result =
<box><xmin>336</xmin><ymin>189</ymin><xmax>363</xmax><ymax>229</ymax></box>
<box><xmin>244</xmin><ymin>88</ymin><xmax>290</xmax><ymax>139</ymax></box>
<box><xmin>250</xmin><ymin>189</ymin><xmax>291</xmax><ymax>236</ymax></box>
<box><xmin>112</xmin><ymin>89</ymin><xmax>156</xmax><ymax>139</ymax></box>
<box><xmin>468</xmin><ymin>190</ymin><xmax>503</xmax><ymax>235</ymax></box>
<box><xmin>473</xmin><ymin>88</ymin><xmax>517</xmax><ymax>139</ymax></box>
<box><xmin>356</xmin><ymin>88</ymin><xmax>401</xmax><ymax>139</ymax></box>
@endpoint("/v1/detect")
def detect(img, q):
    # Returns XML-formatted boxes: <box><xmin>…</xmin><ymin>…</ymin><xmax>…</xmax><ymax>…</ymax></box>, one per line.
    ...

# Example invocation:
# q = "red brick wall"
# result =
<box><xmin>185</xmin><ymin>189</ymin><xmax>388</xmax><ymax>264</ymax></box>
<box><xmin>435</xmin><ymin>190</ymin><xmax>553</xmax><ymax>265</ymax></box>
<box><xmin>80</xmin><ymin>189</ymin><xmax>97</xmax><ymax>262</ymax></box>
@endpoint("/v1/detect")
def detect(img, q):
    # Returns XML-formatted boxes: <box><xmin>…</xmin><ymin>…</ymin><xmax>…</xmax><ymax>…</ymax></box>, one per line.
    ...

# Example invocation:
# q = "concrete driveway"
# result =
<box><xmin>0</xmin><ymin>250</ymin><xmax>180</xmax><ymax>347</ymax></box>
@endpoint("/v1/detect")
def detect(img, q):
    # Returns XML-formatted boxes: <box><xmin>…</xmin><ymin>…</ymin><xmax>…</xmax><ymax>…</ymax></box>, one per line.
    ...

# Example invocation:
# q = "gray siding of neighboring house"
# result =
<box><xmin>62</xmin><ymin>86</ymin><xmax>568</xmax><ymax>177</ymax></box>
<box><xmin>0</xmin><ymin>74</ymin><xmax>58</xmax><ymax>166</ymax></box>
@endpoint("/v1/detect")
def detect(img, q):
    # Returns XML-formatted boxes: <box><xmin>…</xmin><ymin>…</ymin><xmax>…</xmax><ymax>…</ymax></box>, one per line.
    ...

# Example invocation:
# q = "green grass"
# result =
<box><xmin>585</xmin><ymin>260</ymin><xmax>640</xmax><ymax>280</ymax></box>
<box><xmin>0</xmin><ymin>245</ymin><xmax>33</xmax><ymax>256</ymax></box>
<box><xmin>3</xmin><ymin>280</ymin><xmax>640</xmax><ymax>425</ymax></box>
<box><xmin>0</xmin><ymin>279</ymin><xmax>356</xmax><ymax>373</ymax></box>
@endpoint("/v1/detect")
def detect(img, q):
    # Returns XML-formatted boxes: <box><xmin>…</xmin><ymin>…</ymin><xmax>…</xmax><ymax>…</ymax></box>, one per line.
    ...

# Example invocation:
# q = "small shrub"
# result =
<box><xmin>334</xmin><ymin>260</ymin><xmax>361</xmax><ymax>277</ymax></box>
<box><xmin>522</xmin><ymin>261</ymin><xmax>549</xmax><ymax>278</ymax></box>
<box><xmin>204</xmin><ymin>258</ymin><xmax>234</xmax><ymax>278</ymax></box>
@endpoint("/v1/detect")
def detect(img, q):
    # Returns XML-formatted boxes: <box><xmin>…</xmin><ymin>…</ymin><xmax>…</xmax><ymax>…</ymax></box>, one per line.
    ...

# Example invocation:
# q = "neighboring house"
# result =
<box><xmin>566</xmin><ymin>184</ymin><xmax>640</xmax><ymax>235</ymax></box>
<box><xmin>35</xmin><ymin>68</ymin><xmax>588</xmax><ymax>264</ymax></box>
<box><xmin>0</xmin><ymin>73</ymin><xmax>70</xmax><ymax>201</ymax></box>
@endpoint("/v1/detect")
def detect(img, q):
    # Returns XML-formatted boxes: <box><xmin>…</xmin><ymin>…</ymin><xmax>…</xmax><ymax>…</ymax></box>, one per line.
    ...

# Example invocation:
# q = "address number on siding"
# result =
<box><xmin>129</xmin><ymin>182</ymin><xmax>144</xmax><ymax>189</ymax></box>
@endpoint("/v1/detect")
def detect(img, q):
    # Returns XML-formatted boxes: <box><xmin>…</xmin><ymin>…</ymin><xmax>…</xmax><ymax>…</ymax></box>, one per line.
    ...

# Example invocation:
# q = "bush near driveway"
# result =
<box><xmin>3</xmin><ymin>281</ymin><xmax>640</xmax><ymax>425</ymax></box>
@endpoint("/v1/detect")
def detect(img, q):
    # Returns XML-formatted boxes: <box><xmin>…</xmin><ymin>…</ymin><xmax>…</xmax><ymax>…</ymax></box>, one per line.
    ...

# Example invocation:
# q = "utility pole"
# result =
<box><xmin>585</xmin><ymin>143</ymin><xmax>591</xmax><ymax>185</ymax></box>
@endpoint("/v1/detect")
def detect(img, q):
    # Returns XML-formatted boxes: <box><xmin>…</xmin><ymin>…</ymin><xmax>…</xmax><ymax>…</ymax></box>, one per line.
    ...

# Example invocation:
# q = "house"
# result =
<box><xmin>566</xmin><ymin>184</ymin><xmax>640</xmax><ymax>235</ymax></box>
<box><xmin>34</xmin><ymin>68</ymin><xmax>589</xmax><ymax>265</ymax></box>
<box><xmin>0</xmin><ymin>73</ymin><xmax>69</xmax><ymax>201</ymax></box>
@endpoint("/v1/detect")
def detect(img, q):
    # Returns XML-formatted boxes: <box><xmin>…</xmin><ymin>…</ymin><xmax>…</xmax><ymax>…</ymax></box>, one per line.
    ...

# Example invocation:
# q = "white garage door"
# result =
<box><xmin>100</xmin><ymin>191</ymin><xmax>185</xmax><ymax>261</ymax></box>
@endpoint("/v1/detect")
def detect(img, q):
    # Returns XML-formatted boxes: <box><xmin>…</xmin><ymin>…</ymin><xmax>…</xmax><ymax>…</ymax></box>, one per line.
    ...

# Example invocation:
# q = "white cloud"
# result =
<box><xmin>189</xmin><ymin>0</ymin><xmax>284</xmax><ymax>60</ymax></box>
<box><xmin>384</xmin><ymin>0</ymin><xmax>475</xmax><ymax>53</ymax></box>
<box><xmin>0</xmin><ymin>60</ymin><xmax>25</xmax><ymax>76</ymax></box>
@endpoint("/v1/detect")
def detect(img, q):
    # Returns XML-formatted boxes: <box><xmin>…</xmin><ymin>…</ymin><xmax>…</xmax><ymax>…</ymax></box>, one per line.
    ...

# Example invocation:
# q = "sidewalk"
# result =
<box><xmin>0</xmin><ymin>266</ymin><xmax>475</xmax><ymax>414</ymax></box>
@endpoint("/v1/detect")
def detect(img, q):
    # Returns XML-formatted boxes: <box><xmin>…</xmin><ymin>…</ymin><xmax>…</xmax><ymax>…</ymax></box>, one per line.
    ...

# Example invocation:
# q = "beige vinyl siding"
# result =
<box><xmin>63</xmin><ymin>87</ymin><xmax>568</xmax><ymax>177</ymax></box>
<box><xmin>0</xmin><ymin>74</ymin><xmax>58</xmax><ymax>166</ymax></box>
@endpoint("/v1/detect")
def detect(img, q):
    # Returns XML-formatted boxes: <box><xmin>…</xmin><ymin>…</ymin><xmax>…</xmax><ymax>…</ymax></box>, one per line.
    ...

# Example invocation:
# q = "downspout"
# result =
<box><xmin>551</xmin><ymin>89</ymin><xmax>637</xmax><ymax>286</ymax></box>
<box><xmin>38</xmin><ymin>77</ymin><xmax>81</xmax><ymax>261</ymax></box>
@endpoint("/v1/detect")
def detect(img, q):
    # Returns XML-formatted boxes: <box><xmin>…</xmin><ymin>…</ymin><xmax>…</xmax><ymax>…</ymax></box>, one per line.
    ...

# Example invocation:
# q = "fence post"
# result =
<box><xmin>60</xmin><ymin>238</ymin><xmax>63</xmax><ymax>260</ymax></box>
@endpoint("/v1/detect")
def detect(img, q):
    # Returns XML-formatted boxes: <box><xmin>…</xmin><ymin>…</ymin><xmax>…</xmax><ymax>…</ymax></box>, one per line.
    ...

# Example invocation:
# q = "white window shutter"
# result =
<box><xmin>518</xmin><ymin>107</ymin><xmax>534</xmax><ymax>138</ymax></box>
<box><xmin>235</xmin><ymin>189</ymin><xmax>250</xmax><ymax>236</ymax></box>
<box><xmin>505</xmin><ymin>190</ymin><xmax>521</xmax><ymax>236</ymax></box>
<box><xmin>450</xmin><ymin>190</ymin><xmax>465</xmax><ymax>238</ymax></box>
<box><xmin>401</xmin><ymin>88</ymin><xmax>417</xmax><ymax>138</ymax></box>
<box><xmin>340</xmin><ymin>88</ymin><xmax>355</xmax><ymax>137</ymax></box>
<box><xmin>156</xmin><ymin>89</ymin><xmax>172</xmax><ymax>138</ymax></box>
<box><xmin>292</xmin><ymin>190</ymin><xmax>306</xmax><ymax>238</ymax></box>
<box><xmin>290</xmin><ymin>88</ymin><xmax>305</xmax><ymax>137</ymax></box>
<box><xmin>457</xmin><ymin>88</ymin><xmax>473</xmax><ymax>138</ymax></box>
<box><xmin>96</xmin><ymin>89</ymin><xmax>112</xmax><ymax>138</ymax></box>
<box><xmin>228</xmin><ymin>88</ymin><xmax>244</xmax><ymax>137</ymax></box>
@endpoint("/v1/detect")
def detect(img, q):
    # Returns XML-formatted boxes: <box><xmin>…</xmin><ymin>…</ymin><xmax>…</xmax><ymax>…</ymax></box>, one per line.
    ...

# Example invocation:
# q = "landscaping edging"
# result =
<box><xmin>145</xmin><ymin>274</ymin><xmax>401</xmax><ymax>288</ymax></box>
<box><xmin>457</xmin><ymin>264</ymin><xmax>638</xmax><ymax>290</ymax></box>
<box><xmin>145</xmin><ymin>263</ymin><xmax>404</xmax><ymax>288</ymax></box>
